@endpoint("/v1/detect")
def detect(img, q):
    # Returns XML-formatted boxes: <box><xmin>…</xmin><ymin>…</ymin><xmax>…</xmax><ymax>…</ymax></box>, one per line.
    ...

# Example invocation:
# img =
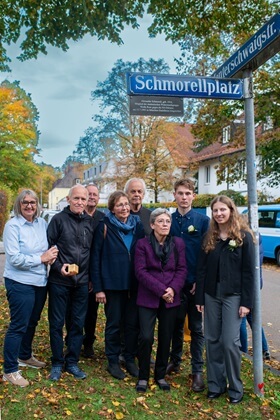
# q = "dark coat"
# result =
<box><xmin>47</xmin><ymin>206</ymin><xmax>95</xmax><ymax>286</ymax></box>
<box><xmin>90</xmin><ymin>215</ymin><xmax>145</xmax><ymax>293</ymax></box>
<box><xmin>130</xmin><ymin>206</ymin><xmax>152</xmax><ymax>236</ymax></box>
<box><xmin>170</xmin><ymin>208</ymin><xmax>209</xmax><ymax>285</ymax></box>
<box><xmin>195</xmin><ymin>230</ymin><xmax>255</xmax><ymax>309</ymax></box>
<box><xmin>135</xmin><ymin>236</ymin><xmax>187</xmax><ymax>309</ymax></box>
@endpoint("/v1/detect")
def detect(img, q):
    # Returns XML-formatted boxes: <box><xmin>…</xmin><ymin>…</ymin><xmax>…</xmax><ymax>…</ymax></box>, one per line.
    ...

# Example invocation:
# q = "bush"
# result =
<box><xmin>0</xmin><ymin>184</ymin><xmax>13</xmax><ymax>237</ymax></box>
<box><xmin>218</xmin><ymin>189</ymin><xmax>246</xmax><ymax>206</ymax></box>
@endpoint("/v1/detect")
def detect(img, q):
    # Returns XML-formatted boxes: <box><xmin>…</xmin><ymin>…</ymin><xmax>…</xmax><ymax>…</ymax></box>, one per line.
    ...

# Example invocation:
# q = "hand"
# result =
<box><xmin>163</xmin><ymin>287</ymin><xmax>174</xmax><ymax>303</ymax></box>
<box><xmin>239</xmin><ymin>306</ymin><xmax>250</xmax><ymax>318</ymax></box>
<box><xmin>190</xmin><ymin>283</ymin><xmax>196</xmax><ymax>295</ymax></box>
<box><xmin>96</xmin><ymin>291</ymin><xmax>106</xmax><ymax>304</ymax></box>
<box><xmin>196</xmin><ymin>305</ymin><xmax>204</xmax><ymax>313</ymax></box>
<box><xmin>41</xmin><ymin>245</ymin><xmax>58</xmax><ymax>264</ymax></box>
<box><xmin>61</xmin><ymin>263</ymin><xmax>74</xmax><ymax>276</ymax></box>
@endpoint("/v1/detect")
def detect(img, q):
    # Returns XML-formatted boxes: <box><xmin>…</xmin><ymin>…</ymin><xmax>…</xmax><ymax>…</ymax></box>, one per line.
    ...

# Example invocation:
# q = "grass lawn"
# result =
<box><xmin>0</xmin><ymin>285</ymin><xmax>279</xmax><ymax>419</ymax></box>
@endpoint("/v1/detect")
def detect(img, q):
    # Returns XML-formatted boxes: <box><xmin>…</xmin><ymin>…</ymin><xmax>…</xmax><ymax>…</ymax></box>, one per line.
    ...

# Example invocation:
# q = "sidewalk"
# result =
<box><xmin>0</xmin><ymin>241</ymin><xmax>4</xmax><ymax>254</ymax></box>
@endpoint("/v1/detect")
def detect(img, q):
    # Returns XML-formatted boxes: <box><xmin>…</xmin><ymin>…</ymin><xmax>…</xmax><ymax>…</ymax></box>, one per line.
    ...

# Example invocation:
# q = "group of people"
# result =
<box><xmin>2</xmin><ymin>177</ymin><xmax>260</xmax><ymax>404</ymax></box>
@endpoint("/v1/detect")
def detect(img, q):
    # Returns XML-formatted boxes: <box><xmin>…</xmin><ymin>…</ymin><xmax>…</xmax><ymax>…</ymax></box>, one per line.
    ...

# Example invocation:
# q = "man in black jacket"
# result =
<box><xmin>82</xmin><ymin>184</ymin><xmax>104</xmax><ymax>358</ymax></box>
<box><xmin>47</xmin><ymin>184</ymin><xmax>94</xmax><ymax>381</ymax></box>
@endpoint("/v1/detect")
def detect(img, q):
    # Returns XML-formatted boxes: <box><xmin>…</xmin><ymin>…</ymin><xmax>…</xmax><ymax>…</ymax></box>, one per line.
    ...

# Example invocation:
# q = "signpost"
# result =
<box><xmin>212</xmin><ymin>12</ymin><xmax>279</xmax><ymax>397</ymax></box>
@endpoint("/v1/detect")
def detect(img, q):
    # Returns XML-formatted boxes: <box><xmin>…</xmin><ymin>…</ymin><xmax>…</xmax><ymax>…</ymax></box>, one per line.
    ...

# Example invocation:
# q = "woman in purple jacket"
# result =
<box><xmin>135</xmin><ymin>208</ymin><xmax>187</xmax><ymax>393</ymax></box>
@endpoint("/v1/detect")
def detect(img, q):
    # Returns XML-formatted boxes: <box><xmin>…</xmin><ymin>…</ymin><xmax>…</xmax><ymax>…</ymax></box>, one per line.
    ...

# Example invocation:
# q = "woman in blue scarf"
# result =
<box><xmin>90</xmin><ymin>191</ymin><xmax>145</xmax><ymax>380</ymax></box>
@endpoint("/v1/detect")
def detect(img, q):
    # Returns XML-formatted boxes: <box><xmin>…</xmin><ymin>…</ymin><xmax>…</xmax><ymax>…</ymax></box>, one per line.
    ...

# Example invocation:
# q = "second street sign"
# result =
<box><xmin>127</xmin><ymin>73</ymin><xmax>243</xmax><ymax>100</ymax></box>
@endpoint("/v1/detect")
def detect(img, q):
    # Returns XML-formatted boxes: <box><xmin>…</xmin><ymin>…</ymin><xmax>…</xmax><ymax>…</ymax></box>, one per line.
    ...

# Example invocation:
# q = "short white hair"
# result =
<box><xmin>124</xmin><ymin>178</ymin><xmax>146</xmax><ymax>195</ymax></box>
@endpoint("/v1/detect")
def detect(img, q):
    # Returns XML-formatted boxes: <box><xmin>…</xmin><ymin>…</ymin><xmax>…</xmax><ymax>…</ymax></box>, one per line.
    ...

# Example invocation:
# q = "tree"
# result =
<box><xmin>0</xmin><ymin>0</ymin><xmax>146</xmax><ymax>71</ymax></box>
<box><xmin>33</xmin><ymin>163</ymin><xmax>62</xmax><ymax>206</ymax></box>
<box><xmin>73</xmin><ymin>127</ymin><xmax>111</xmax><ymax>164</ymax></box>
<box><xmin>1</xmin><ymin>1</ymin><xmax>276</xmax><ymax>71</ymax></box>
<box><xmin>91</xmin><ymin>58</ymin><xmax>185</xmax><ymax>197</ymax></box>
<box><xmin>148</xmin><ymin>1</ymin><xmax>277</xmax><ymax>57</ymax></box>
<box><xmin>0</xmin><ymin>80</ymin><xmax>40</xmax><ymax>192</ymax></box>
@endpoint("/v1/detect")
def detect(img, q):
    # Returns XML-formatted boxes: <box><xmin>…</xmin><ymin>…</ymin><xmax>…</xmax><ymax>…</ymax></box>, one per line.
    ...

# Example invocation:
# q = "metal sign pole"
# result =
<box><xmin>243</xmin><ymin>69</ymin><xmax>264</xmax><ymax>397</ymax></box>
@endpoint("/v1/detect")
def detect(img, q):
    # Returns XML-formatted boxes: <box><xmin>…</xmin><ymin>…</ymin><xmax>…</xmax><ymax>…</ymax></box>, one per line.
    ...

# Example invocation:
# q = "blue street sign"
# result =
<box><xmin>213</xmin><ymin>13</ymin><xmax>280</xmax><ymax>78</ymax></box>
<box><xmin>127</xmin><ymin>73</ymin><xmax>243</xmax><ymax>100</ymax></box>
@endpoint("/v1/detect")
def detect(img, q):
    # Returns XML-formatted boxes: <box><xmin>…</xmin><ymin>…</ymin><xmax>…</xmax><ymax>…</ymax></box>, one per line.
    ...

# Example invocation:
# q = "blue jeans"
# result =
<box><xmin>169</xmin><ymin>287</ymin><xmax>204</xmax><ymax>373</ymax></box>
<box><xmin>3</xmin><ymin>278</ymin><xmax>47</xmax><ymax>374</ymax></box>
<box><xmin>240</xmin><ymin>313</ymin><xmax>268</xmax><ymax>353</ymax></box>
<box><xmin>48</xmin><ymin>282</ymin><xmax>88</xmax><ymax>367</ymax></box>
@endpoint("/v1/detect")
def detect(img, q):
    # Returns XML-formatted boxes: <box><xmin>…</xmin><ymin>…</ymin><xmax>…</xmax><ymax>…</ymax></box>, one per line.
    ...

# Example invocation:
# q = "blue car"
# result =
<box><xmin>243</xmin><ymin>204</ymin><xmax>280</xmax><ymax>266</ymax></box>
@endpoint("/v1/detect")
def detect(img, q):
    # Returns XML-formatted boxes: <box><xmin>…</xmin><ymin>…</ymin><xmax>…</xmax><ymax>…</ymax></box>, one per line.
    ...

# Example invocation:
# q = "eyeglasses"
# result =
<box><xmin>115</xmin><ymin>203</ymin><xmax>130</xmax><ymax>208</ymax></box>
<box><xmin>154</xmin><ymin>219</ymin><xmax>171</xmax><ymax>224</ymax></box>
<box><xmin>21</xmin><ymin>200</ymin><xmax>37</xmax><ymax>206</ymax></box>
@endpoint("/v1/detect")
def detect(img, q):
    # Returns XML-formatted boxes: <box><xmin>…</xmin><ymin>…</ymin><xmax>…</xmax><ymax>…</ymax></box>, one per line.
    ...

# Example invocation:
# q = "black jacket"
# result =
<box><xmin>47</xmin><ymin>206</ymin><xmax>95</xmax><ymax>287</ymax></box>
<box><xmin>195</xmin><ymin>230</ymin><xmax>255</xmax><ymax>309</ymax></box>
<box><xmin>90</xmin><ymin>215</ymin><xmax>145</xmax><ymax>293</ymax></box>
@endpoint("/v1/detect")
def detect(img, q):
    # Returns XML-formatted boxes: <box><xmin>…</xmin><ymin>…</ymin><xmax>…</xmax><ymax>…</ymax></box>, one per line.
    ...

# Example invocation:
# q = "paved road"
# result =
<box><xmin>0</xmin><ymin>248</ymin><xmax>279</xmax><ymax>362</ymax></box>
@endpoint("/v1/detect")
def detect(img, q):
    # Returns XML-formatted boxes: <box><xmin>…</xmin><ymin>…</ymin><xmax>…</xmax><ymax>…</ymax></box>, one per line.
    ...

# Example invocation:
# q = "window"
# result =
<box><xmin>205</xmin><ymin>166</ymin><xmax>210</xmax><ymax>184</ymax></box>
<box><xmin>222</xmin><ymin>125</ymin><xmax>231</xmax><ymax>144</ymax></box>
<box><xmin>258</xmin><ymin>211</ymin><xmax>275</xmax><ymax>228</ymax></box>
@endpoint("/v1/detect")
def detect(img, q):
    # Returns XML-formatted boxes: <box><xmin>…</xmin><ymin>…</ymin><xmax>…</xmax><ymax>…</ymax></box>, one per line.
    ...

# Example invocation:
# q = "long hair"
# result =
<box><xmin>203</xmin><ymin>195</ymin><xmax>251</xmax><ymax>253</ymax></box>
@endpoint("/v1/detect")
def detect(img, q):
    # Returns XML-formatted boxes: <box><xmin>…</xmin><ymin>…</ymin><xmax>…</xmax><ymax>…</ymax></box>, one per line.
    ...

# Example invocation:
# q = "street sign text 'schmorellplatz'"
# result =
<box><xmin>127</xmin><ymin>73</ymin><xmax>243</xmax><ymax>100</ymax></box>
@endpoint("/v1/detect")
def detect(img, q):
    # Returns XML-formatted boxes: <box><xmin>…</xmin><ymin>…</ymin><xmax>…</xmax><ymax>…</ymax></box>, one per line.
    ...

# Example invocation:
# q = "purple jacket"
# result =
<box><xmin>135</xmin><ymin>236</ymin><xmax>187</xmax><ymax>309</ymax></box>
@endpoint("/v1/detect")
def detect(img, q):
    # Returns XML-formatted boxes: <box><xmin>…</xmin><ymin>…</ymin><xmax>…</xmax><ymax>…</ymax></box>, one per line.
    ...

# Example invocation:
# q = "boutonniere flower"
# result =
<box><xmin>187</xmin><ymin>225</ymin><xmax>198</xmax><ymax>234</ymax></box>
<box><xmin>228</xmin><ymin>239</ymin><xmax>238</xmax><ymax>251</ymax></box>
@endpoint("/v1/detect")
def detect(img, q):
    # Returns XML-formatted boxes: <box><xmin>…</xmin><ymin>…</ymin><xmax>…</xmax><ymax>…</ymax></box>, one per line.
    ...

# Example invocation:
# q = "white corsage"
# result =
<box><xmin>187</xmin><ymin>225</ymin><xmax>198</xmax><ymax>234</ymax></box>
<box><xmin>228</xmin><ymin>239</ymin><xmax>238</xmax><ymax>251</ymax></box>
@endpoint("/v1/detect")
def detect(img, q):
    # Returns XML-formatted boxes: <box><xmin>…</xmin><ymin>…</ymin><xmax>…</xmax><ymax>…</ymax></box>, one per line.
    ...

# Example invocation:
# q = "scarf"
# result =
<box><xmin>149</xmin><ymin>231</ymin><xmax>174</xmax><ymax>267</ymax></box>
<box><xmin>107</xmin><ymin>212</ymin><xmax>140</xmax><ymax>251</ymax></box>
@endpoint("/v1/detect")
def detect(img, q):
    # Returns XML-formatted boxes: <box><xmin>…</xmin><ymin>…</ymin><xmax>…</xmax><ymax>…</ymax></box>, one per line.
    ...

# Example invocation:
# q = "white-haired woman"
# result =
<box><xmin>135</xmin><ymin>208</ymin><xmax>187</xmax><ymax>393</ymax></box>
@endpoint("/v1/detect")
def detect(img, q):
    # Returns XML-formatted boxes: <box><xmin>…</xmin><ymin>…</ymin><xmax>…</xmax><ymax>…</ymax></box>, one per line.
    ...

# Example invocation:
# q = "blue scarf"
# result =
<box><xmin>107</xmin><ymin>212</ymin><xmax>140</xmax><ymax>251</ymax></box>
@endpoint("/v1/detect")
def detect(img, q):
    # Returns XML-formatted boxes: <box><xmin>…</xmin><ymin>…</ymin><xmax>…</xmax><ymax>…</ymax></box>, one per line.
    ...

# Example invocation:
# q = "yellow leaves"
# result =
<box><xmin>135</xmin><ymin>396</ymin><xmax>150</xmax><ymax>410</ymax></box>
<box><xmin>115</xmin><ymin>412</ymin><xmax>124</xmax><ymax>419</ymax></box>
<box><xmin>112</xmin><ymin>401</ymin><xmax>120</xmax><ymax>406</ymax></box>
<box><xmin>64</xmin><ymin>409</ymin><xmax>72</xmax><ymax>416</ymax></box>
<box><xmin>170</xmin><ymin>381</ymin><xmax>180</xmax><ymax>388</ymax></box>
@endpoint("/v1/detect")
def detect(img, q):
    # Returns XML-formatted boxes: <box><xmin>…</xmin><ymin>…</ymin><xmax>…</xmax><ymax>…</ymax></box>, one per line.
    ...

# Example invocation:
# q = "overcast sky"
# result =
<box><xmin>2</xmin><ymin>17</ymin><xmax>181</xmax><ymax>168</ymax></box>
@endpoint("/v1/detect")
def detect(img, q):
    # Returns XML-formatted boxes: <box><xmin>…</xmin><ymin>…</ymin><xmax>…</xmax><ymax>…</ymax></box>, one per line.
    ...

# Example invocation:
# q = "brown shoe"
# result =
<box><xmin>18</xmin><ymin>355</ymin><xmax>46</xmax><ymax>369</ymax></box>
<box><xmin>3</xmin><ymin>371</ymin><xmax>29</xmax><ymax>387</ymax></box>
<box><xmin>192</xmin><ymin>373</ymin><xmax>205</xmax><ymax>392</ymax></box>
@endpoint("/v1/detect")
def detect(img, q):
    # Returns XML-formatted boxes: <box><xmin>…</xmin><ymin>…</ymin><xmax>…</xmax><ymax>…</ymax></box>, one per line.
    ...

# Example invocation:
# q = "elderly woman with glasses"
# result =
<box><xmin>2</xmin><ymin>189</ymin><xmax>58</xmax><ymax>387</ymax></box>
<box><xmin>90</xmin><ymin>190</ymin><xmax>145</xmax><ymax>380</ymax></box>
<box><xmin>134</xmin><ymin>208</ymin><xmax>187</xmax><ymax>393</ymax></box>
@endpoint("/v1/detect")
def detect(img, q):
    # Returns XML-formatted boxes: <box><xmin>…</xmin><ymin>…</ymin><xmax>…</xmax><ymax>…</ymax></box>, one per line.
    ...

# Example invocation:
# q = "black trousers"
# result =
<box><xmin>138</xmin><ymin>301</ymin><xmax>178</xmax><ymax>381</ymax></box>
<box><xmin>83</xmin><ymin>291</ymin><xmax>99</xmax><ymax>347</ymax></box>
<box><xmin>104</xmin><ymin>290</ymin><xmax>139</xmax><ymax>364</ymax></box>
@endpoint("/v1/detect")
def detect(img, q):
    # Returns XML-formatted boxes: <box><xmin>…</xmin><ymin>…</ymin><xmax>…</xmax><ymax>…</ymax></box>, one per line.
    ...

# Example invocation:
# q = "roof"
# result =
<box><xmin>192</xmin><ymin>141</ymin><xmax>245</xmax><ymax>162</ymax></box>
<box><xmin>52</xmin><ymin>163</ymin><xmax>86</xmax><ymax>189</ymax></box>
